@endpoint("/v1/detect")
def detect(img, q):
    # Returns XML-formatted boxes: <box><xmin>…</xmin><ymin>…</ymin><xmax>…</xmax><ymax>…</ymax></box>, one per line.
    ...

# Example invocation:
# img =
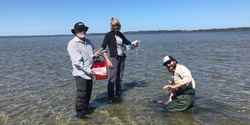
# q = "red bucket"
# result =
<box><xmin>93</xmin><ymin>60</ymin><xmax>108</xmax><ymax>80</ymax></box>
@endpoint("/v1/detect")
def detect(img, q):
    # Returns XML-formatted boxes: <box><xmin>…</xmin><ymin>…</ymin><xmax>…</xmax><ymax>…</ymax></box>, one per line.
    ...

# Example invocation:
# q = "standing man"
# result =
<box><xmin>67</xmin><ymin>22</ymin><xmax>108</xmax><ymax>118</ymax></box>
<box><xmin>161</xmin><ymin>55</ymin><xmax>196</xmax><ymax>112</ymax></box>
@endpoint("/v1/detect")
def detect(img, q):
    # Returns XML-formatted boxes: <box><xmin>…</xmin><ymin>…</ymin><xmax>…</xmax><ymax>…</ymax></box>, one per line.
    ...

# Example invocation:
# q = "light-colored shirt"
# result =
<box><xmin>173</xmin><ymin>64</ymin><xmax>196</xmax><ymax>89</ymax></box>
<box><xmin>115</xmin><ymin>35</ymin><xmax>124</xmax><ymax>56</ymax></box>
<box><xmin>67</xmin><ymin>36</ymin><xmax>95</xmax><ymax>80</ymax></box>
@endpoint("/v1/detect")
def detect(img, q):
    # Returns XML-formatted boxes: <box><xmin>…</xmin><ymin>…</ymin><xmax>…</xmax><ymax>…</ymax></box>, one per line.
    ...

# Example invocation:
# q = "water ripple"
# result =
<box><xmin>0</xmin><ymin>32</ymin><xmax>250</xmax><ymax>124</ymax></box>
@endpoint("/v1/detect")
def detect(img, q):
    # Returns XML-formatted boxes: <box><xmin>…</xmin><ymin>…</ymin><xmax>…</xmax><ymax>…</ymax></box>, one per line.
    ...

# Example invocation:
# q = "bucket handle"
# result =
<box><xmin>94</xmin><ymin>55</ymin><xmax>105</xmax><ymax>62</ymax></box>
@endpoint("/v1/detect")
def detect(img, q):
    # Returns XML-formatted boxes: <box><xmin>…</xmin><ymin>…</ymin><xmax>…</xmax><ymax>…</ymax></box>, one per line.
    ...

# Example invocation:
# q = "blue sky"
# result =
<box><xmin>0</xmin><ymin>0</ymin><xmax>250</xmax><ymax>36</ymax></box>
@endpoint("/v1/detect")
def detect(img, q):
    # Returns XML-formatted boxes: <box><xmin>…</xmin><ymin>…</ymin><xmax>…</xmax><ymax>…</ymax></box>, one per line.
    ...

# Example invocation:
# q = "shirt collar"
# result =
<box><xmin>173</xmin><ymin>64</ymin><xmax>179</xmax><ymax>72</ymax></box>
<box><xmin>74</xmin><ymin>36</ymin><xmax>86</xmax><ymax>44</ymax></box>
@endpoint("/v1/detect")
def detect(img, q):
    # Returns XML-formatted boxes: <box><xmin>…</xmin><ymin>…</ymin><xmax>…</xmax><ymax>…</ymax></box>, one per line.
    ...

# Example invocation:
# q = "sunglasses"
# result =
<box><xmin>112</xmin><ymin>24</ymin><xmax>121</xmax><ymax>27</ymax></box>
<box><xmin>163</xmin><ymin>60</ymin><xmax>171</xmax><ymax>66</ymax></box>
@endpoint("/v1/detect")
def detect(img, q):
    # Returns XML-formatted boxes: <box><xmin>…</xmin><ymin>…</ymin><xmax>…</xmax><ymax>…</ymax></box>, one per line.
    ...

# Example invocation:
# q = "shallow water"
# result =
<box><xmin>0</xmin><ymin>31</ymin><xmax>250</xmax><ymax>125</ymax></box>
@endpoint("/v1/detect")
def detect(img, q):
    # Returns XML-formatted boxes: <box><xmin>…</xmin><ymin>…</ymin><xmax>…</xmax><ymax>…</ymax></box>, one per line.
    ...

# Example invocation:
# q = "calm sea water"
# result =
<box><xmin>0</xmin><ymin>31</ymin><xmax>250</xmax><ymax>125</ymax></box>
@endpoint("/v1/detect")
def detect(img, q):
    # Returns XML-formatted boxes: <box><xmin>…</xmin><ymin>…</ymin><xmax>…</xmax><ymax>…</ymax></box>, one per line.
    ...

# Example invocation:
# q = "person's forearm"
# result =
<box><xmin>97</xmin><ymin>47</ymin><xmax>104</xmax><ymax>53</ymax></box>
<box><xmin>102</xmin><ymin>52</ymin><xmax>110</xmax><ymax>61</ymax></box>
<box><xmin>168</xmin><ymin>92</ymin><xmax>173</xmax><ymax>102</ymax></box>
<box><xmin>169</xmin><ymin>92</ymin><xmax>173</xmax><ymax>98</ymax></box>
<box><xmin>172</xmin><ymin>83</ymin><xmax>181</xmax><ymax>89</ymax></box>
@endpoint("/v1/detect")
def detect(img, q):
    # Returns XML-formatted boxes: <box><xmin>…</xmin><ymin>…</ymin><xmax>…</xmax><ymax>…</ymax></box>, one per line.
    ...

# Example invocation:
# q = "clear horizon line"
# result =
<box><xmin>1</xmin><ymin>26</ymin><xmax>249</xmax><ymax>37</ymax></box>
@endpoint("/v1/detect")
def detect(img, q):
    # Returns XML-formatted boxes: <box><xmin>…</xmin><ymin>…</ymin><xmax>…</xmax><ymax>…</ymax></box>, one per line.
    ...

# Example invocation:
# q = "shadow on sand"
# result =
<box><xmin>86</xmin><ymin>80</ymin><xmax>149</xmax><ymax>114</ymax></box>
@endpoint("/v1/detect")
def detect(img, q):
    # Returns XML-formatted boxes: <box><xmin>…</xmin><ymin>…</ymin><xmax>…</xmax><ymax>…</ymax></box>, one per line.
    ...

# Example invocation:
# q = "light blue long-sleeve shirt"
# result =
<box><xmin>67</xmin><ymin>36</ymin><xmax>95</xmax><ymax>80</ymax></box>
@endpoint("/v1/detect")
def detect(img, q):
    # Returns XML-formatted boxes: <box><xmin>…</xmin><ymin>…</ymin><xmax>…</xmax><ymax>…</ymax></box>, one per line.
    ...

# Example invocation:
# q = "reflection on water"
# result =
<box><xmin>0</xmin><ymin>31</ymin><xmax>250</xmax><ymax>124</ymax></box>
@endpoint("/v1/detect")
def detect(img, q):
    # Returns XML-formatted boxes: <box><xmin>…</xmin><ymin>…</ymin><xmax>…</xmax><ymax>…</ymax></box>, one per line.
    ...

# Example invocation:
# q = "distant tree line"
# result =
<box><xmin>122</xmin><ymin>27</ymin><xmax>250</xmax><ymax>34</ymax></box>
<box><xmin>1</xmin><ymin>27</ymin><xmax>250</xmax><ymax>37</ymax></box>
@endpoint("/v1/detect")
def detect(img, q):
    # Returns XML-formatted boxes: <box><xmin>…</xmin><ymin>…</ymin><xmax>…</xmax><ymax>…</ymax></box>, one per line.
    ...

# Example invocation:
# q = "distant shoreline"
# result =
<box><xmin>123</xmin><ymin>27</ymin><xmax>250</xmax><ymax>34</ymax></box>
<box><xmin>1</xmin><ymin>27</ymin><xmax>250</xmax><ymax>37</ymax></box>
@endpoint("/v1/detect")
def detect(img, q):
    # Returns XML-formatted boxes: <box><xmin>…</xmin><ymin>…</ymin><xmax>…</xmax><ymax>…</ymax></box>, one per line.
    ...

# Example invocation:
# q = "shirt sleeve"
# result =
<box><xmin>101</xmin><ymin>33</ymin><xmax>109</xmax><ymax>50</ymax></box>
<box><xmin>120</xmin><ymin>33</ymin><xmax>131</xmax><ymax>45</ymax></box>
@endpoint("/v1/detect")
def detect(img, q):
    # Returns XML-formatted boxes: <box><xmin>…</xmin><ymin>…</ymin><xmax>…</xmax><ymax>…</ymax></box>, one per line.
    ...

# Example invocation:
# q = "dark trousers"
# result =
<box><xmin>167</xmin><ymin>89</ymin><xmax>195</xmax><ymax>112</ymax></box>
<box><xmin>75</xmin><ymin>76</ymin><xmax>93</xmax><ymax>113</ymax></box>
<box><xmin>108</xmin><ymin>56</ymin><xmax>125</xmax><ymax>98</ymax></box>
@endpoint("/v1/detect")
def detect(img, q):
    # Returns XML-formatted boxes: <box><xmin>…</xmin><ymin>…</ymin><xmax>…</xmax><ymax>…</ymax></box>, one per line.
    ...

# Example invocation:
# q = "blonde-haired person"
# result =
<box><xmin>95</xmin><ymin>17</ymin><xmax>138</xmax><ymax>103</ymax></box>
<box><xmin>110</xmin><ymin>17</ymin><xmax>121</xmax><ymax>30</ymax></box>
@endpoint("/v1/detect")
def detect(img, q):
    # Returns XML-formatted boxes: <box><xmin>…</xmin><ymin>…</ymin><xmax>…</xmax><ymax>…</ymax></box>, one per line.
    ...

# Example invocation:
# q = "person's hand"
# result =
<box><xmin>106</xmin><ymin>60</ymin><xmax>113</xmax><ymax>68</ymax></box>
<box><xmin>132</xmin><ymin>40</ymin><xmax>139</xmax><ymax>47</ymax></box>
<box><xmin>164</xmin><ymin>99</ymin><xmax>172</xmax><ymax>106</ymax></box>
<box><xmin>163</xmin><ymin>85</ymin><xmax>170</xmax><ymax>89</ymax></box>
<box><xmin>90</xmin><ymin>70</ymin><xmax>95</xmax><ymax>75</ymax></box>
<box><xmin>93</xmin><ymin>52</ymin><xmax>100</xmax><ymax>58</ymax></box>
<box><xmin>163</xmin><ymin>85</ymin><xmax>174</xmax><ymax>90</ymax></box>
<box><xmin>132</xmin><ymin>42</ymin><xmax>137</xmax><ymax>46</ymax></box>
